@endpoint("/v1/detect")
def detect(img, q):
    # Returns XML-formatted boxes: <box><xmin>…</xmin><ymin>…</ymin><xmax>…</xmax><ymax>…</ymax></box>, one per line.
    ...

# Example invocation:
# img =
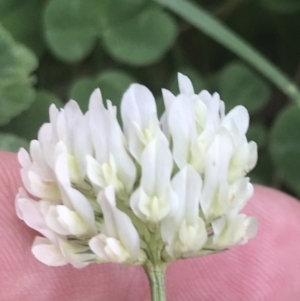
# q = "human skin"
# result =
<box><xmin>0</xmin><ymin>151</ymin><xmax>299</xmax><ymax>301</ymax></box>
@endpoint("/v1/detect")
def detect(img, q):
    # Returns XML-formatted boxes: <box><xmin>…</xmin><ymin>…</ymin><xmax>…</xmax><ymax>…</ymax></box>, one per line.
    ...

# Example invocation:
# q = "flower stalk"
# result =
<box><xmin>144</xmin><ymin>263</ymin><xmax>167</xmax><ymax>301</ymax></box>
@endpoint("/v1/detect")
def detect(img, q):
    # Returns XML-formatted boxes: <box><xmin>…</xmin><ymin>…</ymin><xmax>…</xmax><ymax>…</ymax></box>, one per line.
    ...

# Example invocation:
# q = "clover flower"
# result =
<box><xmin>16</xmin><ymin>73</ymin><xmax>258</xmax><ymax>298</ymax></box>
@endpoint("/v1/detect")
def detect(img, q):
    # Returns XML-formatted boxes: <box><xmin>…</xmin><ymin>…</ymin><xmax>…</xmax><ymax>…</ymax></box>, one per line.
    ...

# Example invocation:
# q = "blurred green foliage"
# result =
<box><xmin>1</xmin><ymin>0</ymin><xmax>300</xmax><ymax>197</ymax></box>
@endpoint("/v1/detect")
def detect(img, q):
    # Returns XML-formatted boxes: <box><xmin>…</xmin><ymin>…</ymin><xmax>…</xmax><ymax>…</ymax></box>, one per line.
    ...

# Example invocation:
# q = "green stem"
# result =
<box><xmin>154</xmin><ymin>0</ymin><xmax>300</xmax><ymax>107</ymax></box>
<box><xmin>144</xmin><ymin>263</ymin><xmax>167</xmax><ymax>301</ymax></box>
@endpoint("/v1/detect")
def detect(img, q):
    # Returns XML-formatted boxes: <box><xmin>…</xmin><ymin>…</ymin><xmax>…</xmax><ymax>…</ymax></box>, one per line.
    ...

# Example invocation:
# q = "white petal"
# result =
<box><xmin>201</xmin><ymin>130</ymin><xmax>233</xmax><ymax>219</ymax></box>
<box><xmin>108</xmin><ymin>115</ymin><xmax>137</xmax><ymax>193</ymax></box>
<box><xmin>103</xmin><ymin>185</ymin><xmax>116</xmax><ymax>206</ymax></box>
<box><xmin>30</xmin><ymin>140</ymin><xmax>51</xmax><ymax>177</ymax></box>
<box><xmin>55</xmin><ymin>153</ymin><xmax>71</xmax><ymax>187</ymax></box>
<box><xmin>16</xmin><ymin>197</ymin><xmax>57</xmax><ymax>243</ymax></box>
<box><xmin>219</xmin><ymin>100</ymin><xmax>225</xmax><ymax>119</ymax></box>
<box><xmin>88</xmin><ymin>88</ymin><xmax>103</xmax><ymax>110</ymax></box>
<box><xmin>29</xmin><ymin>140</ymin><xmax>43</xmax><ymax>166</ymax></box>
<box><xmin>129</xmin><ymin>187</ymin><xmax>143</xmax><ymax>220</ymax></box>
<box><xmin>212</xmin><ymin>213</ymin><xmax>258</xmax><ymax>247</ymax></box>
<box><xmin>45</xmin><ymin>205</ymin><xmax>70</xmax><ymax>235</ymax></box>
<box><xmin>104</xmin><ymin>237</ymin><xmax>130</xmax><ymax>263</ymax></box>
<box><xmin>160</xmin><ymin>112</ymin><xmax>168</xmax><ymax>137</ymax></box>
<box><xmin>89</xmin><ymin>234</ymin><xmax>108</xmax><ymax>260</ymax></box>
<box><xmin>106</xmin><ymin>99</ymin><xmax>117</xmax><ymax>117</ymax></box>
<box><xmin>63</xmin><ymin>101</ymin><xmax>84</xmax><ymax>153</ymax></box>
<box><xmin>200</xmin><ymin>91</ymin><xmax>221</xmax><ymax>130</ymax></box>
<box><xmin>86</xmin><ymin>155</ymin><xmax>104</xmax><ymax>188</ymax></box>
<box><xmin>157</xmin><ymin>187</ymin><xmax>178</xmax><ymax>221</ymax></box>
<box><xmin>15</xmin><ymin>188</ymin><xmax>27</xmax><ymax>220</ymax></box>
<box><xmin>37</xmin><ymin>123</ymin><xmax>53</xmax><ymax>145</ymax></box>
<box><xmin>141</xmin><ymin>138</ymin><xmax>173</xmax><ymax>196</ymax></box>
<box><xmin>54</xmin><ymin>153</ymin><xmax>73</xmax><ymax>207</ymax></box>
<box><xmin>97</xmin><ymin>188</ymin><xmax>118</xmax><ymax>238</ymax></box>
<box><xmin>161</xmin><ymin>89</ymin><xmax>176</xmax><ymax>135</ymax></box>
<box><xmin>49</xmin><ymin>105</ymin><xmax>59</xmax><ymax>142</ymax></box>
<box><xmin>99</xmin><ymin>187</ymin><xmax>140</xmax><ymax>259</ymax></box>
<box><xmin>41</xmin><ymin>139</ymin><xmax>64</xmax><ymax>170</ymax></box>
<box><xmin>32</xmin><ymin>237</ymin><xmax>67</xmax><ymax>266</ymax></box>
<box><xmin>56</xmin><ymin>110</ymin><xmax>69</xmax><ymax>147</ymax></box>
<box><xmin>18</xmin><ymin>148</ymin><xmax>31</xmax><ymax>168</ymax></box>
<box><xmin>16</xmin><ymin>197</ymin><xmax>47</xmax><ymax>231</ymax></box>
<box><xmin>56</xmin><ymin>205</ymin><xmax>90</xmax><ymax>236</ymax></box>
<box><xmin>104</xmin><ymin>103</ymin><xmax>126</xmax><ymax>159</ymax></box>
<box><xmin>198</xmin><ymin>90</ymin><xmax>213</xmax><ymax>103</ymax></box>
<box><xmin>178</xmin><ymin>217</ymin><xmax>207</xmax><ymax>253</ymax></box>
<box><xmin>178</xmin><ymin>73</ymin><xmax>194</xmax><ymax>95</ymax></box>
<box><xmin>64</xmin><ymin>186</ymin><xmax>96</xmax><ymax>233</ymax></box>
<box><xmin>244</xmin><ymin>216</ymin><xmax>258</xmax><ymax>242</ymax></box>
<box><xmin>224</xmin><ymin>105</ymin><xmax>249</xmax><ymax>136</ymax></box>
<box><xmin>20</xmin><ymin>169</ymin><xmax>34</xmax><ymax>196</ymax></box>
<box><xmin>112</xmin><ymin>205</ymin><xmax>140</xmax><ymax>260</ymax></box>
<box><xmin>168</xmin><ymin>94</ymin><xmax>197</xmax><ymax>168</ymax></box>
<box><xmin>49</xmin><ymin>104</ymin><xmax>59</xmax><ymax>127</ymax></box>
<box><xmin>64</xmin><ymin>99</ymin><xmax>82</xmax><ymax>118</ymax></box>
<box><xmin>161</xmin><ymin>217</ymin><xmax>177</xmax><ymax>257</ymax></box>
<box><xmin>228</xmin><ymin>138</ymin><xmax>251</xmax><ymax>182</ymax></box>
<box><xmin>111</xmin><ymin>148</ymin><xmax>136</xmax><ymax>195</ymax></box>
<box><xmin>211</xmin><ymin>215</ymin><xmax>226</xmax><ymax>237</ymax></box>
<box><xmin>130</xmin><ymin>186</ymin><xmax>177</xmax><ymax>224</ymax></box>
<box><xmin>247</xmin><ymin>141</ymin><xmax>258</xmax><ymax>171</ymax></box>
<box><xmin>228</xmin><ymin>177</ymin><xmax>254</xmax><ymax>213</ymax></box>
<box><xmin>121</xmin><ymin>84</ymin><xmax>157</xmax><ymax>131</ymax></box>
<box><xmin>171</xmin><ymin>165</ymin><xmax>202</xmax><ymax>224</ymax></box>
<box><xmin>27</xmin><ymin>170</ymin><xmax>60</xmax><ymax>201</ymax></box>
<box><xmin>87</xmin><ymin>101</ymin><xmax>109</xmax><ymax>164</ymax></box>
<box><xmin>193</xmin><ymin>218</ymin><xmax>207</xmax><ymax>250</ymax></box>
<box><xmin>194</xmin><ymin>98</ymin><xmax>208</xmax><ymax>131</ymax></box>
<box><xmin>73</xmin><ymin>118</ymin><xmax>92</xmax><ymax>179</ymax></box>
<box><xmin>121</xmin><ymin>84</ymin><xmax>162</xmax><ymax>161</ymax></box>
<box><xmin>162</xmin><ymin>88</ymin><xmax>176</xmax><ymax>110</ymax></box>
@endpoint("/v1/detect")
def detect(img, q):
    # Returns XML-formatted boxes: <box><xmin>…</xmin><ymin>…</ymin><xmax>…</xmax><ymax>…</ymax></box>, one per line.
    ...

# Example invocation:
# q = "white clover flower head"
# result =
<box><xmin>16</xmin><ymin>73</ymin><xmax>258</xmax><ymax>268</ymax></box>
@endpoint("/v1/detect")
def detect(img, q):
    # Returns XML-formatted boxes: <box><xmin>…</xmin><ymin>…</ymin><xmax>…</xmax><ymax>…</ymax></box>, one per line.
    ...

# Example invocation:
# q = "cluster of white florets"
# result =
<box><xmin>16</xmin><ymin>74</ymin><xmax>258</xmax><ymax>268</ymax></box>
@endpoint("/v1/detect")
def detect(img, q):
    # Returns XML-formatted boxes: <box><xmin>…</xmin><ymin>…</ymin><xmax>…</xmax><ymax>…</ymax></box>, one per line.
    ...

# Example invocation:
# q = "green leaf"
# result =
<box><xmin>44</xmin><ymin>0</ymin><xmax>103</xmax><ymax>62</ymax></box>
<box><xmin>69</xmin><ymin>70</ymin><xmax>136</xmax><ymax>112</ymax></box>
<box><xmin>0</xmin><ymin>24</ymin><xmax>37</xmax><ymax>126</ymax></box>
<box><xmin>0</xmin><ymin>0</ymin><xmax>45</xmax><ymax>55</ymax></box>
<box><xmin>102</xmin><ymin>7</ymin><xmax>177</xmax><ymax>66</ymax></box>
<box><xmin>5</xmin><ymin>90</ymin><xmax>63</xmax><ymax>140</ymax></box>
<box><xmin>247</xmin><ymin>123</ymin><xmax>268</xmax><ymax>149</ymax></box>
<box><xmin>270</xmin><ymin>105</ymin><xmax>300</xmax><ymax>196</ymax></box>
<box><xmin>99</xmin><ymin>0</ymin><xmax>147</xmax><ymax>29</ymax></box>
<box><xmin>0</xmin><ymin>133</ymin><xmax>28</xmax><ymax>152</ymax></box>
<box><xmin>168</xmin><ymin>68</ymin><xmax>206</xmax><ymax>95</ymax></box>
<box><xmin>219</xmin><ymin>61</ymin><xmax>270</xmax><ymax>114</ymax></box>
<box><xmin>44</xmin><ymin>0</ymin><xmax>150</xmax><ymax>62</ymax></box>
<box><xmin>260</xmin><ymin>0</ymin><xmax>300</xmax><ymax>14</ymax></box>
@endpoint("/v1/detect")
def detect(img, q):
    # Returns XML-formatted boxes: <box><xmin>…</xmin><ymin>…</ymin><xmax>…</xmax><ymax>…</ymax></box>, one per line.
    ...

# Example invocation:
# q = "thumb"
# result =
<box><xmin>0</xmin><ymin>152</ymin><xmax>300</xmax><ymax>301</ymax></box>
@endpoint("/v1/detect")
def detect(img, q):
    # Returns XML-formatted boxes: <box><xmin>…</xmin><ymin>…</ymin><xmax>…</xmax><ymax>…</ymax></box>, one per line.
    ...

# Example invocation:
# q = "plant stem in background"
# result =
<box><xmin>144</xmin><ymin>263</ymin><xmax>167</xmax><ymax>301</ymax></box>
<box><xmin>154</xmin><ymin>0</ymin><xmax>300</xmax><ymax>107</ymax></box>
